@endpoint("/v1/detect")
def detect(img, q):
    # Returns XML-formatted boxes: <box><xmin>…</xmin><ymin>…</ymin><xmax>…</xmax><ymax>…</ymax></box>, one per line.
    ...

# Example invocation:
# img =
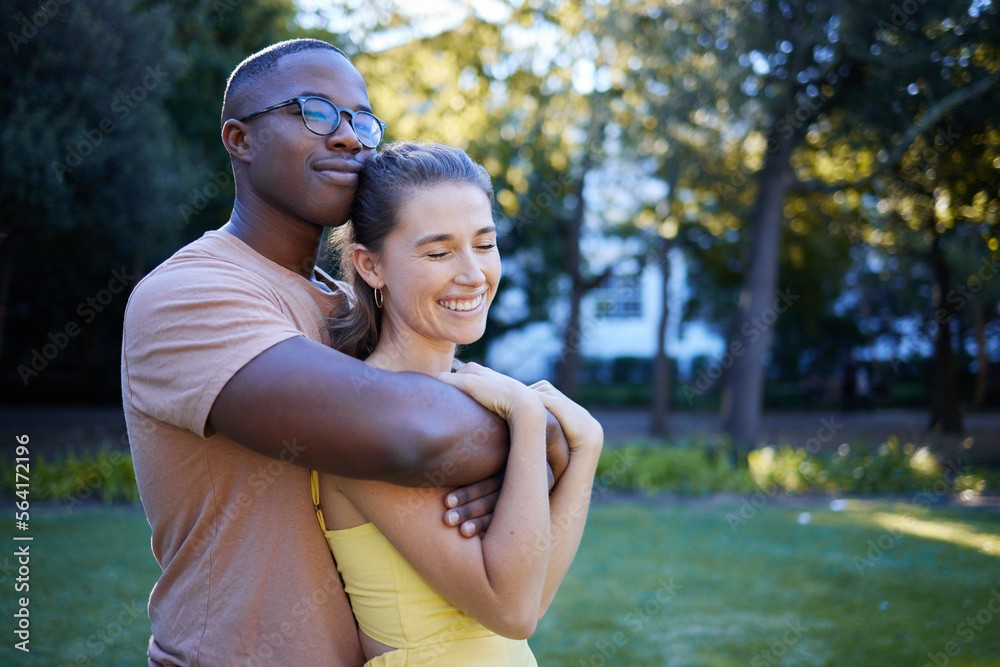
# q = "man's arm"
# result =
<box><xmin>208</xmin><ymin>336</ymin><xmax>509</xmax><ymax>487</ymax></box>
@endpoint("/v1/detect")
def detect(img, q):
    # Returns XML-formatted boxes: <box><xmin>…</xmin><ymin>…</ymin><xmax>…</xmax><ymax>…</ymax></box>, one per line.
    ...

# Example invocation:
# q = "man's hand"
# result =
<box><xmin>443</xmin><ymin>472</ymin><xmax>503</xmax><ymax>537</ymax></box>
<box><xmin>442</xmin><ymin>407</ymin><xmax>569</xmax><ymax>539</ymax></box>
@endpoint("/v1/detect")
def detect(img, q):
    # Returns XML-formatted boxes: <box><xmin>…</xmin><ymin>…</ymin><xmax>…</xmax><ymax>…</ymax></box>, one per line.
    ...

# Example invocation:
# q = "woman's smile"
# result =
<box><xmin>361</xmin><ymin>181</ymin><xmax>500</xmax><ymax>375</ymax></box>
<box><xmin>437</xmin><ymin>293</ymin><xmax>486</xmax><ymax>313</ymax></box>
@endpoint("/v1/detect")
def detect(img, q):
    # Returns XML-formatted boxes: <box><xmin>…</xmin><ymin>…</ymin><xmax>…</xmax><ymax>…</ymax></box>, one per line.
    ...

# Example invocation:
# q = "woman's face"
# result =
<box><xmin>374</xmin><ymin>182</ymin><xmax>500</xmax><ymax>348</ymax></box>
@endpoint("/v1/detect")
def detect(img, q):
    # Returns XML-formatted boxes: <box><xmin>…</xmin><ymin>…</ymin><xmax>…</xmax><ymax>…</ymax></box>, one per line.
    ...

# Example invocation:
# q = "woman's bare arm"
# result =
<box><xmin>329</xmin><ymin>370</ymin><xmax>551</xmax><ymax>639</ymax></box>
<box><xmin>529</xmin><ymin>382</ymin><xmax>604</xmax><ymax>616</ymax></box>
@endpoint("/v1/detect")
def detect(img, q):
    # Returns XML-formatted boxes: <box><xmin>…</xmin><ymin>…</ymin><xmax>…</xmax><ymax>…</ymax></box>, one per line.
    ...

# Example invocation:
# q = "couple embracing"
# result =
<box><xmin>122</xmin><ymin>38</ymin><xmax>602</xmax><ymax>666</ymax></box>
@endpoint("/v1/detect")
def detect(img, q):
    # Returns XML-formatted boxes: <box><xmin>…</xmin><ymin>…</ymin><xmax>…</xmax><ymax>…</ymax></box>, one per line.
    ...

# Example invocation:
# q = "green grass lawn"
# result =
<box><xmin>535</xmin><ymin>496</ymin><xmax>1000</xmax><ymax>667</ymax></box>
<box><xmin>2</xmin><ymin>498</ymin><xmax>999</xmax><ymax>666</ymax></box>
<box><xmin>0</xmin><ymin>506</ymin><xmax>161</xmax><ymax>666</ymax></box>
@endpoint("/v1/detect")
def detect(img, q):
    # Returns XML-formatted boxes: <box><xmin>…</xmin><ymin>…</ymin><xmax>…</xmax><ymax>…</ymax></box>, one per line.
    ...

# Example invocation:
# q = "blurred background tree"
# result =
<box><xmin>1</xmin><ymin>0</ymin><xmax>997</xmax><ymax>462</ymax></box>
<box><xmin>2</xmin><ymin>0</ymin><xmax>189</xmax><ymax>400</ymax></box>
<box><xmin>626</xmin><ymin>0</ymin><xmax>1000</xmax><ymax>458</ymax></box>
<box><xmin>1</xmin><ymin>0</ymin><xmax>314</xmax><ymax>401</ymax></box>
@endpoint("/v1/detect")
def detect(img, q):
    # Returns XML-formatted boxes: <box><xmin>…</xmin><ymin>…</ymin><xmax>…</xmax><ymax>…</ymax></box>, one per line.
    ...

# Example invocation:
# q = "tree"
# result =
<box><xmin>697</xmin><ymin>0</ymin><xmax>1000</xmax><ymax>454</ymax></box>
<box><xmin>1</xmin><ymin>0</ymin><xmax>190</xmax><ymax>399</ymax></box>
<box><xmin>352</xmin><ymin>4</ymin><xmax>641</xmax><ymax>398</ymax></box>
<box><xmin>0</xmin><ymin>0</ymin><xmax>305</xmax><ymax>401</ymax></box>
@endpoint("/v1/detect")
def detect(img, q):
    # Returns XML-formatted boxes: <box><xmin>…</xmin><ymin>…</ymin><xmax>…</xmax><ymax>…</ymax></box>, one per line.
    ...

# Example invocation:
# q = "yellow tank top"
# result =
<box><xmin>311</xmin><ymin>471</ymin><xmax>538</xmax><ymax>667</ymax></box>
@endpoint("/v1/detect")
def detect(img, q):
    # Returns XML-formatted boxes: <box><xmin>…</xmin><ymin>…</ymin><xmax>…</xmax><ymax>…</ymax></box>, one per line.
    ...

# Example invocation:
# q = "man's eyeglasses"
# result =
<box><xmin>239</xmin><ymin>96</ymin><xmax>387</xmax><ymax>149</ymax></box>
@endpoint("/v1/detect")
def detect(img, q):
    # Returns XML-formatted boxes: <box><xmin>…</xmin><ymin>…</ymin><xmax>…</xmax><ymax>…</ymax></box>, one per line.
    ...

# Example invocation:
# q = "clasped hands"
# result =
<box><xmin>437</xmin><ymin>363</ymin><xmax>603</xmax><ymax>537</ymax></box>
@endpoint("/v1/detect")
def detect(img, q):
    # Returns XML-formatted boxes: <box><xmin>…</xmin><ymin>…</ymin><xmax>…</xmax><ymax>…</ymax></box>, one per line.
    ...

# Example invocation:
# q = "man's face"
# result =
<box><xmin>241</xmin><ymin>50</ymin><xmax>376</xmax><ymax>228</ymax></box>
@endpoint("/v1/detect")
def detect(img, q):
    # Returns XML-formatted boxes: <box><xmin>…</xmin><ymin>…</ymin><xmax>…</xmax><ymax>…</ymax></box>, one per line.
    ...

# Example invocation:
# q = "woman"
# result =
<box><xmin>313</xmin><ymin>142</ymin><xmax>603</xmax><ymax>666</ymax></box>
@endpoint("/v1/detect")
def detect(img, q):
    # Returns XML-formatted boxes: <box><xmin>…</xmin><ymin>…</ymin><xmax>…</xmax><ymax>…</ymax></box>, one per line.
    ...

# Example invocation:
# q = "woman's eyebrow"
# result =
<box><xmin>415</xmin><ymin>232</ymin><xmax>453</xmax><ymax>247</ymax></box>
<box><xmin>414</xmin><ymin>225</ymin><xmax>496</xmax><ymax>247</ymax></box>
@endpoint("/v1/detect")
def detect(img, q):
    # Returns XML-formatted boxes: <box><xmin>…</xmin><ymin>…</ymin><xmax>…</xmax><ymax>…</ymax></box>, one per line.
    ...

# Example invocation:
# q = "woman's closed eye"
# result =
<box><xmin>426</xmin><ymin>243</ymin><xmax>495</xmax><ymax>258</ymax></box>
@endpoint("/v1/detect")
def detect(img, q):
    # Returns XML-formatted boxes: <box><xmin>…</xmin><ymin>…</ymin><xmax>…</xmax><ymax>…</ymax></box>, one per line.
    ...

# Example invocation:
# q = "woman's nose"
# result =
<box><xmin>454</xmin><ymin>252</ymin><xmax>487</xmax><ymax>286</ymax></box>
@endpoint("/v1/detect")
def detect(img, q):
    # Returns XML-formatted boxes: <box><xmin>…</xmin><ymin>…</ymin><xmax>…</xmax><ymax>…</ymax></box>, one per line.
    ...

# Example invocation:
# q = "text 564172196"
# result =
<box><xmin>13</xmin><ymin>434</ymin><xmax>31</xmax><ymax>653</ymax></box>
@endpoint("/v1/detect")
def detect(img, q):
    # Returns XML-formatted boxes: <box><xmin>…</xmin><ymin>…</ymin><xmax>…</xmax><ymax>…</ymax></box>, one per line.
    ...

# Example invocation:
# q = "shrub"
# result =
<box><xmin>596</xmin><ymin>438</ymin><xmax>752</xmax><ymax>495</ymax></box>
<box><xmin>2</xmin><ymin>436</ymin><xmax>996</xmax><ymax>504</ymax></box>
<box><xmin>1</xmin><ymin>443</ymin><xmax>140</xmax><ymax>505</ymax></box>
<box><xmin>597</xmin><ymin>435</ymin><xmax>998</xmax><ymax>498</ymax></box>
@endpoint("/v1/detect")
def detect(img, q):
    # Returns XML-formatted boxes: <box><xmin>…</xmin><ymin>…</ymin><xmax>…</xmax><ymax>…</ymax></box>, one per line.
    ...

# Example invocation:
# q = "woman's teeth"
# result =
<box><xmin>438</xmin><ymin>294</ymin><xmax>483</xmax><ymax>312</ymax></box>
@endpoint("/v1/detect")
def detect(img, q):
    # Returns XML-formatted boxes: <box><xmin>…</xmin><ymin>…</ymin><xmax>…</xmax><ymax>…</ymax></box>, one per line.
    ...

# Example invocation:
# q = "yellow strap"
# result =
<box><xmin>310</xmin><ymin>470</ymin><xmax>328</xmax><ymax>532</ymax></box>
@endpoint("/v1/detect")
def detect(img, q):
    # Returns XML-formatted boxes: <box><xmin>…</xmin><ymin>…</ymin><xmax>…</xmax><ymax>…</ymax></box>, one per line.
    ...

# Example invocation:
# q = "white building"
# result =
<box><xmin>487</xmin><ymin>256</ymin><xmax>724</xmax><ymax>383</ymax></box>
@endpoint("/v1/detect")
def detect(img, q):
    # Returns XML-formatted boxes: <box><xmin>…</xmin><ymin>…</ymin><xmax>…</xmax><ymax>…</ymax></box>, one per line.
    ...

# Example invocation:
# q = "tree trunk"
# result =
<box><xmin>557</xmin><ymin>175</ymin><xmax>587</xmax><ymax>401</ymax></box>
<box><xmin>974</xmin><ymin>302</ymin><xmax>988</xmax><ymax>409</ymax></box>
<box><xmin>928</xmin><ymin>225</ymin><xmax>963</xmax><ymax>432</ymax></box>
<box><xmin>722</xmin><ymin>119</ymin><xmax>796</xmax><ymax>458</ymax></box>
<box><xmin>650</xmin><ymin>236</ymin><xmax>672</xmax><ymax>437</ymax></box>
<box><xmin>559</xmin><ymin>279</ymin><xmax>584</xmax><ymax>401</ymax></box>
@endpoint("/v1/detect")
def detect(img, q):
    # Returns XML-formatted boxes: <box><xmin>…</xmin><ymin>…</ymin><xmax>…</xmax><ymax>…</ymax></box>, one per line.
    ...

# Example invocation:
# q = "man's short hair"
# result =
<box><xmin>221</xmin><ymin>39</ymin><xmax>349</xmax><ymax>126</ymax></box>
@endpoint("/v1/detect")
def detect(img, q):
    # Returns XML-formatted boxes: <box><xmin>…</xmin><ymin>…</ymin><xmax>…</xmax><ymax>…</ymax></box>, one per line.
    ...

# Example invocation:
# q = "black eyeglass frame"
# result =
<box><xmin>238</xmin><ymin>96</ymin><xmax>387</xmax><ymax>149</ymax></box>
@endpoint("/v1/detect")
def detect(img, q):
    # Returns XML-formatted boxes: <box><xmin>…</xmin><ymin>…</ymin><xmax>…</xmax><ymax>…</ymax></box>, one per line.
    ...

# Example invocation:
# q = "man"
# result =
<box><xmin>122</xmin><ymin>39</ymin><xmax>568</xmax><ymax>666</ymax></box>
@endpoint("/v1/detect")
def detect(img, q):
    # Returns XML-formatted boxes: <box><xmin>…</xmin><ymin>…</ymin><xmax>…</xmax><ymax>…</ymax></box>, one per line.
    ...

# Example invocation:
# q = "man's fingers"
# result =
<box><xmin>444</xmin><ymin>489</ymin><xmax>501</xmax><ymax>527</ymax></box>
<box><xmin>445</xmin><ymin>472</ymin><xmax>503</xmax><ymax>509</ymax></box>
<box><xmin>460</xmin><ymin>513</ymin><xmax>493</xmax><ymax>538</ymax></box>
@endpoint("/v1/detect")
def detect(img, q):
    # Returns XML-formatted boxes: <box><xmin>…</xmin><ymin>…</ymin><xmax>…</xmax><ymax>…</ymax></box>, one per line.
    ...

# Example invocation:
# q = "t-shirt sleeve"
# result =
<box><xmin>122</xmin><ymin>256</ymin><xmax>305</xmax><ymax>437</ymax></box>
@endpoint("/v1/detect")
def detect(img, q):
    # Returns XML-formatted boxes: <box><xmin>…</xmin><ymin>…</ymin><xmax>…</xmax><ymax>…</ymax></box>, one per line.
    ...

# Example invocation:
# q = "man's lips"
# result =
<box><xmin>313</xmin><ymin>160</ymin><xmax>361</xmax><ymax>186</ymax></box>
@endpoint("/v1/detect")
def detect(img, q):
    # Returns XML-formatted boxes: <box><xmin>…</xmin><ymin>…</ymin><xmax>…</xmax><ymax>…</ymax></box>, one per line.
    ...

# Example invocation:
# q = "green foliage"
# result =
<box><xmin>1</xmin><ymin>444</ymin><xmax>140</xmax><ymax>504</ymax></box>
<box><xmin>7</xmin><ymin>434</ymin><xmax>994</xmax><ymax>509</ymax></box>
<box><xmin>0</xmin><ymin>0</ymin><xmax>310</xmax><ymax>402</ymax></box>
<box><xmin>598</xmin><ymin>435</ymin><xmax>999</xmax><ymax>498</ymax></box>
<box><xmin>746</xmin><ymin>438</ymin><xmax>945</xmax><ymax>494</ymax></box>
<box><xmin>597</xmin><ymin>438</ymin><xmax>749</xmax><ymax>495</ymax></box>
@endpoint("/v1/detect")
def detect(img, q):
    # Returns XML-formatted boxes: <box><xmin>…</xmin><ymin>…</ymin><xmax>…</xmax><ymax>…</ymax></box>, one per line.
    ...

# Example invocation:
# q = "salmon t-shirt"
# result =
<box><xmin>121</xmin><ymin>230</ymin><xmax>365</xmax><ymax>667</ymax></box>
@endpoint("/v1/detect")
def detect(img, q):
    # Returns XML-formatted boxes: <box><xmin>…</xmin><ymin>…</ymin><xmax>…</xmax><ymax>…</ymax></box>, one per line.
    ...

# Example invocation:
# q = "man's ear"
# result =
<box><xmin>222</xmin><ymin>119</ymin><xmax>252</xmax><ymax>164</ymax></box>
<box><xmin>353</xmin><ymin>245</ymin><xmax>382</xmax><ymax>288</ymax></box>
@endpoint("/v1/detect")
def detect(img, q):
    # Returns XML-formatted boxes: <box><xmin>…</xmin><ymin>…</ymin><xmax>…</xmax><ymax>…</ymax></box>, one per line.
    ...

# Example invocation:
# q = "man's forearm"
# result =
<box><xmin>385</xmin><ymin>371</ymin><xmax>511</xmax><ymax>487</ymax></box>
<box><xmin>208</xmin><ymin>336</ymin><xmax>509</xmax><ymax>485</ymax></box>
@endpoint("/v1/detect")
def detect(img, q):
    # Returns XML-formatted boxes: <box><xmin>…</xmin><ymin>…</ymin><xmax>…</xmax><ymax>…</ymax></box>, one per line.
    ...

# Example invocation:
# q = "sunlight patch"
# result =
<box><xmin>868</xmin><ymin>512</ymin><xmax>999</xmax><ymax>556</ymax></box>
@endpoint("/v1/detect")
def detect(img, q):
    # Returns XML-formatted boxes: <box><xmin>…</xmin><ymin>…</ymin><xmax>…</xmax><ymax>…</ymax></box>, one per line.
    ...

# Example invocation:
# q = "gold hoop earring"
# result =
<box><xmin>374</xmin><ymin>287</ymin><xmax>383</xmax><ymax>309</ymax></box>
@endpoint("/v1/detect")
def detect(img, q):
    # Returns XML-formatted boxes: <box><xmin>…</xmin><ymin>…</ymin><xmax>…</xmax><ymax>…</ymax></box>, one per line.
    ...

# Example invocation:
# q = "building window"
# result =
<box><xmin>594</xmin><ymin>275</ymin><xmax>643</xmax><ymax>319</ymax></box>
